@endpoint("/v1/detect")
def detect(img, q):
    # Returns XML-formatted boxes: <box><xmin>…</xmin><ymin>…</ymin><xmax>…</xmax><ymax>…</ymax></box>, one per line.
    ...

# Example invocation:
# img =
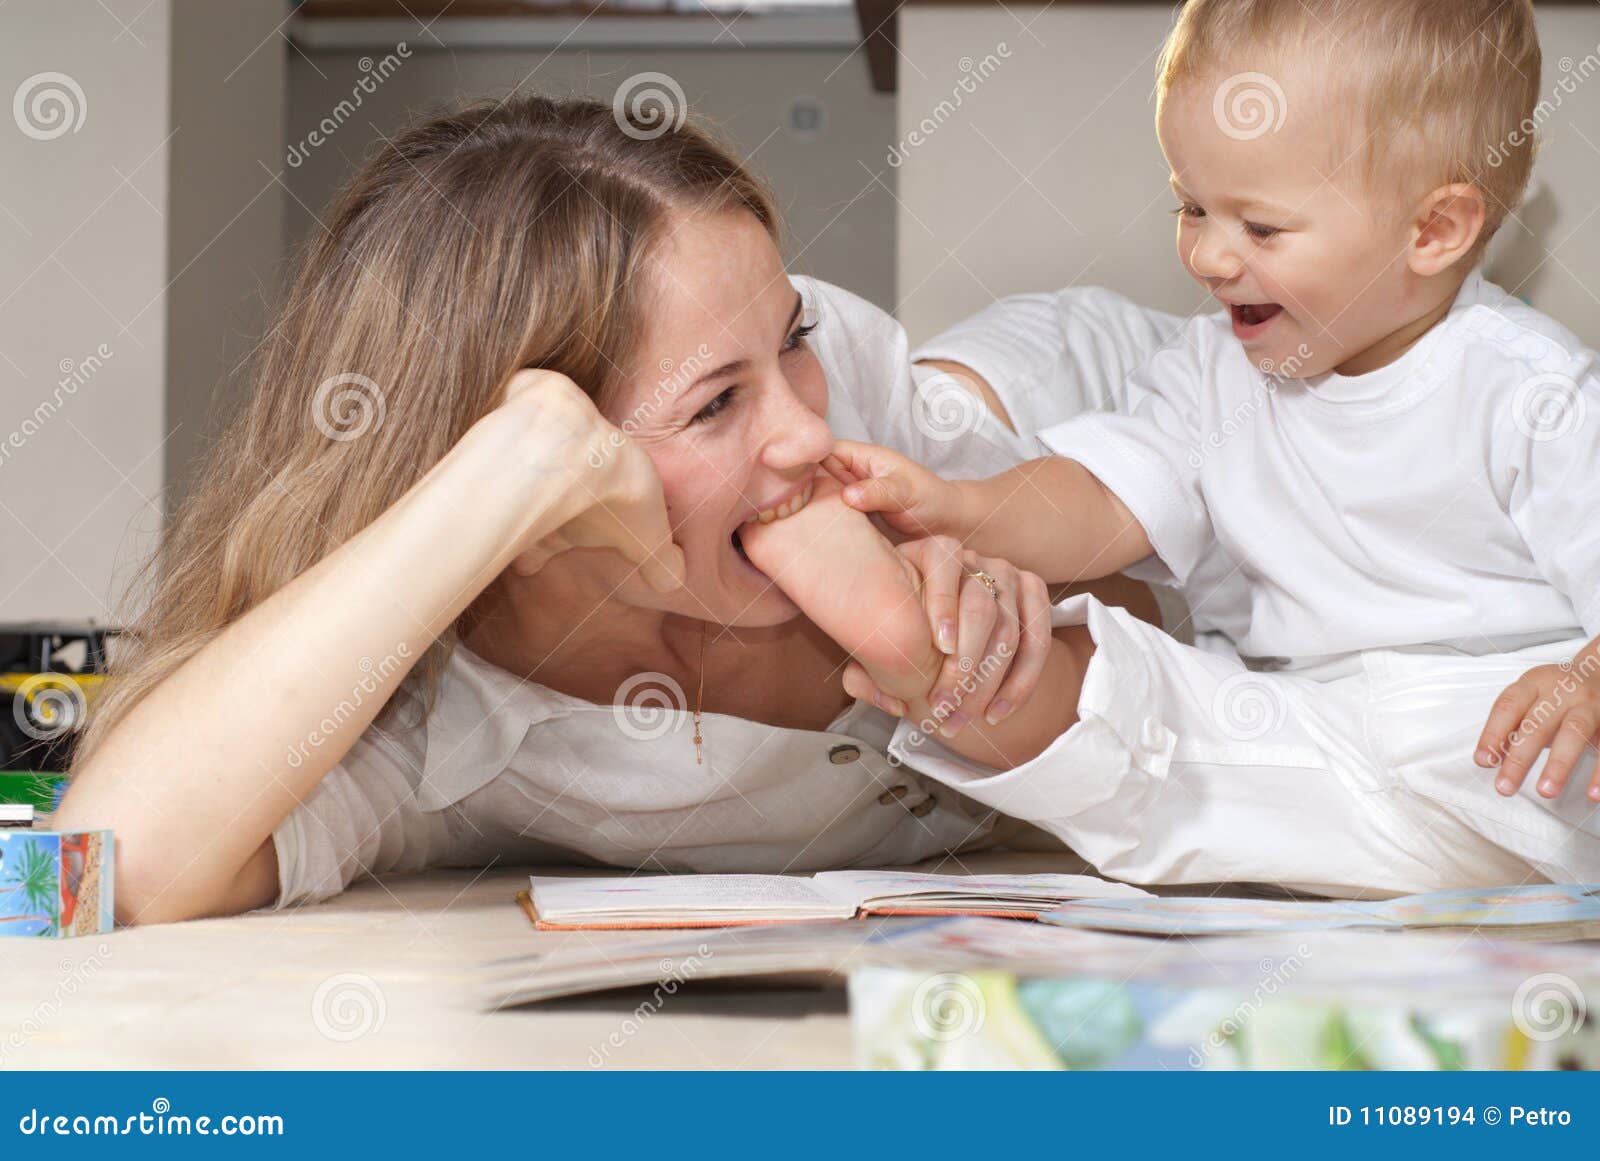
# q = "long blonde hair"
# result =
<box><xmin>76</xmin><ymin>94</ymin><xmax>777</xmax><ymax>764</ymax></box>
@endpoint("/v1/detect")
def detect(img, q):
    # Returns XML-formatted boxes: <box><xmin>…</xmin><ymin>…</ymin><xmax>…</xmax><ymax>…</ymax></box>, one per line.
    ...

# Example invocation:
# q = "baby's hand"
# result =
<box><xmin>825</xmin><ymin>440</ymin><xmax>971</xmax><ymax>540</ymax></box>
<box><xmin>1476</xmin><ymin>643</ymin><xmax>1600</xmax><ymax>803</ymax></box>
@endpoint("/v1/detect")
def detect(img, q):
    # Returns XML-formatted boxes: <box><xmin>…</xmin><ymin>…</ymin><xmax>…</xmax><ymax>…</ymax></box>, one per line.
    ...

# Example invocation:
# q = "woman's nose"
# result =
<box><xmin>760</xmin><ymin>385</ymin><xmax>833</xmax><ymax>471</ymax></box>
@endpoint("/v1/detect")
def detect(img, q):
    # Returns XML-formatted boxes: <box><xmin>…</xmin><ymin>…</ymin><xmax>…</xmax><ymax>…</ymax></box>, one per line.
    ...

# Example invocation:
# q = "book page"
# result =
<box><xmin>811</xmin><ymin>870</ymin><xmax>1150</xmax><ymax>903</ymax></box>
<box><xmin>529</xmin><ymin>873</ymin><xmax>850</xmax><ymax>919</ymax></box>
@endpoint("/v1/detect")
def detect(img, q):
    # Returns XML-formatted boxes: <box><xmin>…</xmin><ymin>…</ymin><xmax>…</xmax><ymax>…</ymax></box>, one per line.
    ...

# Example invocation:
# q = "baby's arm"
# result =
<box><xmin>739</xmin><ymin>476</ymin><xmax>1090</xmax><ymax>768</ymax></box>
<box><xmin>828</xmin><ymin>441</ymin><xmax>1154</xmax><ymax>585</ymax></box>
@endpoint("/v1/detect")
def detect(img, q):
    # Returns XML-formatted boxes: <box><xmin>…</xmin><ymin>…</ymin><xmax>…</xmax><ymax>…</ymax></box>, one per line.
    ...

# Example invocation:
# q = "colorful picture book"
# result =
<box><xmin>850</xmin><ymin>960</ymin><xmax>1600</xmax><ymax>1071</ymax></box>
<box><xmin>523</xmin><ymin>870</ymin><xmax>1150</xmax><ymax>930</ymax></box>
<box><xmin>1040</xmin><ymin>882</ymin><xmax>1600</xmax><ymax>939</ymax></box>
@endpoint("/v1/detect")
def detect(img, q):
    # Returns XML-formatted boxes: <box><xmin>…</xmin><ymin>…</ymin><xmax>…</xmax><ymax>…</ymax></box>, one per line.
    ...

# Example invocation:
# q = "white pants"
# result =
<box><xmin>897</xmin><ymin>595</ymin><xmax>1600</xmax><ymax>897</ymax></box>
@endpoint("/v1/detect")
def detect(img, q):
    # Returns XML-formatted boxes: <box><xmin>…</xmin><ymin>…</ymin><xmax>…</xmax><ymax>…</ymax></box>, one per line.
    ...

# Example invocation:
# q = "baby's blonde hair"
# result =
<box><xmin>1157</xmin><ymin>0</ymin><xmax>1541</xmax><ymax>258</ymax></box>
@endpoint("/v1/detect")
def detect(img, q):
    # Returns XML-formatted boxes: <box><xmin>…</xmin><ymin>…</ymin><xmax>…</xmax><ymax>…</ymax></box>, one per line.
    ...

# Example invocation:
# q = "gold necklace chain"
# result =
<box><xmin>692</xmin><ymin>618</ymin><xmax>707</xmax><ymax>765</ymax></box>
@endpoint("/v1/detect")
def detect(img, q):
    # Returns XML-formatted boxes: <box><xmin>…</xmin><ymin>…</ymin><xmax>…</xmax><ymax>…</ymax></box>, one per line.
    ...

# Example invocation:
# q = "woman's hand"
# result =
<box><xmin>841</xmin><ymin>537</ymin><xmax>1054</xmax><ymax>734</ymax></box>
<box><xmin>497</xmin><ymin>370</ymin><xmax>685</xmax><ymax>592</ymax></box>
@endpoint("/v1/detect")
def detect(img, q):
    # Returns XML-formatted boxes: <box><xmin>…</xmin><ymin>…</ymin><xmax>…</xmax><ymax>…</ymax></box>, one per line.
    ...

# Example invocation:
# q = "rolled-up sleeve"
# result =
<box><xmin>269</xmin><ymin>722</ymin><xmax>452</xmax><ymax>908</ymax></box>
<box><xmin>909</xmin><ymin>286</ymin><xmax>1184</xmax><ymax>444</ymax></box>
<box><xmin>1035</xmin><ymin>335</ymin><xmax>1214</xmax><ymax>589</ymax></box>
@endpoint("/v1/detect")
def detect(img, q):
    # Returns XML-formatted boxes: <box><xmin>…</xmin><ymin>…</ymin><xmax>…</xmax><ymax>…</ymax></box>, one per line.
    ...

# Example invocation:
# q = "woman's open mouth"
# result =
<box><xmin>731</xmin><ymin>480</ymin><xmax>815</xmax><ymax>566</ymax></box>
<box><xmin>1230</xmin><ymin>301</ymin><xmax>1285</xmax><ymax>341</ymax></box>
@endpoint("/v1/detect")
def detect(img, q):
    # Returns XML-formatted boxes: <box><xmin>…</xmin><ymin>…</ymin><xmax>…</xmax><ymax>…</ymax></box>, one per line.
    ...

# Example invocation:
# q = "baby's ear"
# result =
<box><xmin>1408</xmin><ymin>183</ymin><xmax>1487</xmax><ymax>277</ymax></box>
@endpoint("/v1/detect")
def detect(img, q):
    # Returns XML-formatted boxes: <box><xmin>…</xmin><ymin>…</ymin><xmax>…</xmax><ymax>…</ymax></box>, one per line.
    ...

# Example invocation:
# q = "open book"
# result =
<box><xmin>1039</xmin><ymin>882</ymin><xmax>1600</xmax><ymax>939</ymax></box>
<box><xmin>522</xmin><ymin>870</ymin><xmax>1149</xmax><ymax>930</ymax></box>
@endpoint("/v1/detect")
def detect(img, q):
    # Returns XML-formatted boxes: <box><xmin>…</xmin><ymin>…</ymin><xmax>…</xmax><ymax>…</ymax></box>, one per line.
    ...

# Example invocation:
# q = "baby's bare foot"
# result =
<box><xmin>740</xmin><ymin>475</ymin><xmax>941</xmax><ymax>703</ymax></box>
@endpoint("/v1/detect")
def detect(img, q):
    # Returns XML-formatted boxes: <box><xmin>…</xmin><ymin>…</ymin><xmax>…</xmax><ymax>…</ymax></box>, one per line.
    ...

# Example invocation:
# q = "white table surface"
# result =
<box><xmin>0</xmin><ymin>851</ymin><xmax>1099</xmax><ymax>1070</ymax></box>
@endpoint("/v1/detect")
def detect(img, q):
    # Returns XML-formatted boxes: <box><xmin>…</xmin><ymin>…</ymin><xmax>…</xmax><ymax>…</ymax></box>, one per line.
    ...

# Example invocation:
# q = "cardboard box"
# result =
<box><xmin>0</xmin><ymin>829</ymin><xmax>113</xmax><ymax>938</ymax></box>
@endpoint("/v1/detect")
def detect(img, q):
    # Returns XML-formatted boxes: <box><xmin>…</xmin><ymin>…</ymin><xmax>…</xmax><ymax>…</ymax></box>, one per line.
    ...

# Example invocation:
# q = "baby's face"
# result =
<box><xmin>1158</xmin><ymin>71</ymin><xmax>1424</xmax><ymax>377</ymax></box>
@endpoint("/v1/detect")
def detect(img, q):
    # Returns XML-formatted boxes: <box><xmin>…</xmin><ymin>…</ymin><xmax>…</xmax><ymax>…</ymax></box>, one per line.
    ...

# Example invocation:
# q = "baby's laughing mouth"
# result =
<box><xmin>1230</xmin><ymin>301</ymin><xmax>1285</xmax><ymax>340</ymax></box>
<box><xmin>731</xmin><ymin>479</ymin><xmax>816</xmax><ymax>564</ymax></box>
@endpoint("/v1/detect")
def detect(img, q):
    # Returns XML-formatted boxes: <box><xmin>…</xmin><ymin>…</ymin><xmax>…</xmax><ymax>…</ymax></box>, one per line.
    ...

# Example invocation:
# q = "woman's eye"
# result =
<box><xmin>1244</xmin><ymin>221</ymin><xmax>1281</xmax><ymax>239</ymax></box>
<box><xmin>782</xmin><ymin>321</ymin><xmax>818</xmax><ymax>354</ymax></box>
<box><xmin>692</xmin><ymin>386</ymin><xmax>737</xmax><ymax>424</ymax></box>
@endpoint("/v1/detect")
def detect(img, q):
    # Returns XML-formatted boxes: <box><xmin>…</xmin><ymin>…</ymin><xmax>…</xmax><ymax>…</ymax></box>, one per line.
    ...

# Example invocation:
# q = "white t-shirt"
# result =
<box><xmin>1040</xmin><ymin>271</ymin><xmax>1600</xmax><ymax>669</ymax></box>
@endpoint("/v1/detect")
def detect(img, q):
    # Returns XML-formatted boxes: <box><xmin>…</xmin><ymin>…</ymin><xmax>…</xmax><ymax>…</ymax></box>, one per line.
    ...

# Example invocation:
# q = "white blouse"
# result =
<box><xmin>272</xmin><ymin>277</ymin><xmax>1182</xmax><ymax>906</ymax></box>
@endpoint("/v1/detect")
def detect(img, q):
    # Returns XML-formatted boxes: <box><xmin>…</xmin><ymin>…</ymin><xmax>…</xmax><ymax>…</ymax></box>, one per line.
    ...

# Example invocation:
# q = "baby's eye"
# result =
<box><xmin>1243</xmin><ymin>221</ymin><xmax>1281</xmax><ymax>240</ymax></box>
<box><xmin>1172</xmin><ymin>203</ymin><xmax>1205</xmax><ymax>220</ymax></box>
<box><xmin>692</xmin><ymin>386</ymin><xmax>737</xmax><ymax>424</ymax></box>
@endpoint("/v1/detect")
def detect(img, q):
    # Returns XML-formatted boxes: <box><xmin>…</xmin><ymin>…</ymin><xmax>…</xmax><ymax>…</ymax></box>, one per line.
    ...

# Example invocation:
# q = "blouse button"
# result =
<box><xmin>909</xmin><ymin>795</ymin><xmax>938</xmax><ymax>817</ymax></box>
<box><xmin>877</xmin><ymin>785</ymin><xmax>909</xmax><ymax>805</ymax></box>
<box><xmin>828</xmin><ymin>744</ymin><xmax>861</xmax><ymax>764</ymax></box>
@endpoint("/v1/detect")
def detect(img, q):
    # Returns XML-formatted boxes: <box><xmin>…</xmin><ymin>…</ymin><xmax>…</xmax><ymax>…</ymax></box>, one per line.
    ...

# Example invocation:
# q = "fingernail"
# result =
<box><xmin>939</xmin><ymin>712</ymin><xmax>970</xmax><ymax>739</ymax></box>
<box><xmin>875</xmin><ymin>694</ymin><xmax>907</xmax><ymax>717</ymax></box>
<box><xmin>1590</xmin><ymin>785</ymin><xmax>1600</xmax><ymax>802</ymax></box>
<box><xmin>1538</xmin><ymin>779</ymin><xmax>1558</xmax><ymax>798</ymax></box>
<box><xmin>937</xmin><ymin>621</ymin><xmax>956</xmax><ymax>654</ymax></box>
<box><xmin>985</xmin><ymin>699</ymin><xmax>1012</xmax><ymax>726</ymax></box>
<box><xmin>1497</xmin><ymin>778</ymin><xmax>1516</xmax><ymax>795</ymax></box>
<box><xmin>844</xmin><ymin>486</ymin><xmax>862</xmax><ymax>506</ymax></box>
<box><xmin>1474</xmin><ymin>748</ymin><xmax>1490</xmax><ymax>766</ymax></box>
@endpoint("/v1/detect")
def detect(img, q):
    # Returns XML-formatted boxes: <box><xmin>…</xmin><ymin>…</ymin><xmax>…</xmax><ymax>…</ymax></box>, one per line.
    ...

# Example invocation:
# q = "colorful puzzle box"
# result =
<box><xmin>0</xmin><ymin>828</ymin><xmax>113</xmax><ymax>938</ymax></box>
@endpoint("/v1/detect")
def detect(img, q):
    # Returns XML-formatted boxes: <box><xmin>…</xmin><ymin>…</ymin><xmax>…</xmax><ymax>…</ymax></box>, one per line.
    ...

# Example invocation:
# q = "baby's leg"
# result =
<box><xmin>738</xmin><ymin>475</ymin><xmax>942</xmax><ymax>703</ymax></box>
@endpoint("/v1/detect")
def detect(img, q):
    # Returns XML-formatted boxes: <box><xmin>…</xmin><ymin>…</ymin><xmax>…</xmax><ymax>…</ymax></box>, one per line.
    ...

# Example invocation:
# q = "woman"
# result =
<box><xmin>59</xmin><ymin>95</ymin><xmax>1173</xmax><ymax>923</ymax></box>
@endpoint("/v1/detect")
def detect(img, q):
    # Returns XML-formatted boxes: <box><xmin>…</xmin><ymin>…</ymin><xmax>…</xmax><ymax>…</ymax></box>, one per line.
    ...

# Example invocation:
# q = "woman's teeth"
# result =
<box><xmin>753</xmin><ymin>481</ymin><xmax>814</xmax><ymax>525</ymax></box>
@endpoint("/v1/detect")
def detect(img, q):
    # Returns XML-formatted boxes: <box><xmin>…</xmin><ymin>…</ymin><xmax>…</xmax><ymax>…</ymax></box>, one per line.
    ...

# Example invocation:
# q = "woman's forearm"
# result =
<box><xmin>56</xmin><ymin>405</ymin><xmax>576</xmax><ymax>924</ymax></box>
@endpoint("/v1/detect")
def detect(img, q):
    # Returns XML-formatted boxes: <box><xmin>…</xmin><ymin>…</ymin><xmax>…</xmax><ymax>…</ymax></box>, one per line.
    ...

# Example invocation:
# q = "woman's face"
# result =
<box><xmin>601</xmin><ymin>209</ymin><xmax>833</xmax><ymax>626</ymax></box>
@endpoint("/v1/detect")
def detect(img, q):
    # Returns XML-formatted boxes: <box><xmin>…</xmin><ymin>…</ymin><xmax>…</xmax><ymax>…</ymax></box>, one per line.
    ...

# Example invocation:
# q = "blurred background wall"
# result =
<box><xmin>3</xmin><ymin>0</ymin><xmax>1597</xmax><ymax>622</ymax></box>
